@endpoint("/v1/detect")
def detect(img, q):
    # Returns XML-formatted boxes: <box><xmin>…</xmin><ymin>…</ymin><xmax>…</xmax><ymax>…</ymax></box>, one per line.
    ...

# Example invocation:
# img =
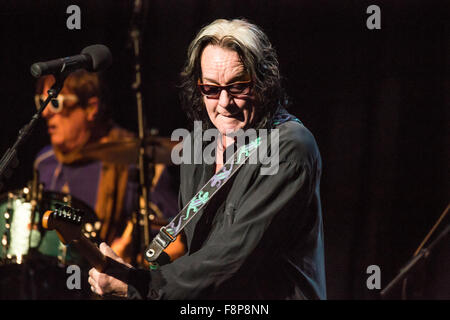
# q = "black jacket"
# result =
<box><xmin>128</xmin><ymin>119</ymin><xmax>326</xmax><ymax>300</ymax></box>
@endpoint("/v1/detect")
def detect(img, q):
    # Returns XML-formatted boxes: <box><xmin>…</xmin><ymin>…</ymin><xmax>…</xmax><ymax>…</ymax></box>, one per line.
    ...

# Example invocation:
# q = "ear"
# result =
<box><xmin>85</xmin><ymin>97</ymin><xmax>99</xmax><ymax>122</ymax></box>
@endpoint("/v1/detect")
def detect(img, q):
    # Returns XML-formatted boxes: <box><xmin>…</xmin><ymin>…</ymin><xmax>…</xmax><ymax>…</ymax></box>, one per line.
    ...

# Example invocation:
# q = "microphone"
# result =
<box><xmin>30</xmin><ymin>44</ymin><xmax>112</xmax><ymax>78</ymax></box>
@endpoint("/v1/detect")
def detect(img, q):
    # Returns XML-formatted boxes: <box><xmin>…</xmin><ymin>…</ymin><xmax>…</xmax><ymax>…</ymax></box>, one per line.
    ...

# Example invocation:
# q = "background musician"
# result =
<box><xmin>33</xmin><ymin>70</ymin><xmax>181</xmax><ymax>263</ymax></box>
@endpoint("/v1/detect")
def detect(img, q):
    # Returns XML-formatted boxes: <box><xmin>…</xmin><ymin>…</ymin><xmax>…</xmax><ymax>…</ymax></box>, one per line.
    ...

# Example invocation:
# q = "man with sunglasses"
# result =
<box><xmin>33</xmin><ymin>70</ymin><xmax>180</xmax><ymax>263</ymax></box>
<box><xmin>89</xmin><ymin>18</ymin><xmax>326</xmax><ymax>300</ymax></box>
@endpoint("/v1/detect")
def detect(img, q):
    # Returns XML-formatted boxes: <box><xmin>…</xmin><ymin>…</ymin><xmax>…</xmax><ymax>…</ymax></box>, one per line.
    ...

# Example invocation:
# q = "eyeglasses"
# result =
<box><xmin>197</xmin><ymin>79</ymin><xmax>252</xmax><ymax>98</ymax></box>
<box><xmin>34</xmin><ymin>94</ymin><xmax>78</xmax><ymax>113</ymax></box>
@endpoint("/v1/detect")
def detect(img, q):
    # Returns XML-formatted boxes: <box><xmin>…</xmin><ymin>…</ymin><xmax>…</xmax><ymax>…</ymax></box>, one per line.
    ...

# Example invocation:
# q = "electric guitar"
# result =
<box><xmin>41</xmin><ymin>204</ymin><xmax>184</xmax><ymax>271</ymax></box>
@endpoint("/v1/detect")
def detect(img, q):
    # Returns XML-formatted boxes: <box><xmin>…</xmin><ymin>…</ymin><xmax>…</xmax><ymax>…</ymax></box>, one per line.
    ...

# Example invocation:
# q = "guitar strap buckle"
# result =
<box><xmin>145</xmin><ymin>227</ymin><xmax>175</xmax><ymax>263</ymax></box>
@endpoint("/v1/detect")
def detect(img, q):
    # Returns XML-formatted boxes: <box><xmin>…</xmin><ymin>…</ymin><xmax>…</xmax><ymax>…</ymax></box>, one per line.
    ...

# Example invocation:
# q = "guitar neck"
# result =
<box><xmin>72</xmin><ymin>234</ymin><xmax>109</xmax><ymax>272</ymax></box>
<box><xmin>42</xmin><ymin>208</ymin><xmax>111</xmax><ymax>272</ymax></box>
<box><xmin>72</xmin><ymin>236</ymin><xmax>132</xmax><ymax>285</ymax></box>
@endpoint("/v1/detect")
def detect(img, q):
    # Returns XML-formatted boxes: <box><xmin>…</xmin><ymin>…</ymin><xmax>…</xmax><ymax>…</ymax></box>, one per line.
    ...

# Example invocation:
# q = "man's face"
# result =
<box><xmin>40</xmin><ymin>81</ymin><xmax>96</xmax><ymax>153</ymax></box>
<box><xmin>200</xmin><ymin>45</ymin><xmax>255</xmax><ymax>135</ymax></box>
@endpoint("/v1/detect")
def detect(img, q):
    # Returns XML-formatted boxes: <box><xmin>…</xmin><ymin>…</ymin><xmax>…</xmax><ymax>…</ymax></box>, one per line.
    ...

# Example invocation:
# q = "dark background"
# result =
<box><xmin>0</xmin><ymin>0</ymin><xmax>448</xmax><ymax>299</ymax></box>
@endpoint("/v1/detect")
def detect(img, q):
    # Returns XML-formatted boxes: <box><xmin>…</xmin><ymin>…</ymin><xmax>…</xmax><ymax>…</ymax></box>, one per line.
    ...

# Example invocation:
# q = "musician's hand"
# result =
<box><xmin>88</xmin><ymin>242</ymin><xmax>133</xmax><ymax>298</ymax></box>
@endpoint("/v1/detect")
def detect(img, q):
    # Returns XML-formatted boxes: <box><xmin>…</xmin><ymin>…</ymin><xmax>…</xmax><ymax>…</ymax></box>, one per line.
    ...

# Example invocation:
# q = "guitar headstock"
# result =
<box><xmin>42</xmin><ymin>204</ymin><xmax>84</xmax><ymax>244</ymax></box>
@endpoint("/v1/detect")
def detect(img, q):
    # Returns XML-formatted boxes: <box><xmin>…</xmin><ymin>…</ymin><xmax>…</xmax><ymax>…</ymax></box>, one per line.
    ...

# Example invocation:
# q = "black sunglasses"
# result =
<box><xmin>197</xmin><ymin>80</ymin><xmax>252</xmax><ymax>98</ymax></box>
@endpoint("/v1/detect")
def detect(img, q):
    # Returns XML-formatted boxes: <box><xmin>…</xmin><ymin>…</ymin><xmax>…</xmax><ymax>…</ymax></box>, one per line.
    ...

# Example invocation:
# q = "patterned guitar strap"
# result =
<box><xmin>144</xmin><ymin>109</ymin><xmax>300</xmax><ymax>267</ymax></box>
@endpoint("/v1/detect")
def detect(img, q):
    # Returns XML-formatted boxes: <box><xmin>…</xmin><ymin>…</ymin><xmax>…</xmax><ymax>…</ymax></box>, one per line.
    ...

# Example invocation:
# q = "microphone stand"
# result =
<box><xmin>0</xmin><ymin>73</ymin><xmax>68</xmax><ymax>192</ymax></box>
<box><xmin>380</xmin><ymin>203</ymin><xmax>450</xmax><ymax>299</ymax></box>
<box><xmin>0</xmin><ymin>72</ymin><xmax>67</xmax><ymax>300</ymax></box>
<box><xmin>129</xmin><ymin>0</ymin><xmax>153</xmax><ymax>265</ymax></box>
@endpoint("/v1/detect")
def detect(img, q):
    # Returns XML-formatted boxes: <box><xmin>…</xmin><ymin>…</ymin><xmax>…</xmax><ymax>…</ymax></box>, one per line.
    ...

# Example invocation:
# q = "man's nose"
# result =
<box><xmin>218</xmin><ymin>89</ymin><xmax>231</xmax><ymax>107</ymax></box>
<box><xmin>42</xmin><ymin>104</ymin><xmax>54</xmax><ymax>119</ymax></box>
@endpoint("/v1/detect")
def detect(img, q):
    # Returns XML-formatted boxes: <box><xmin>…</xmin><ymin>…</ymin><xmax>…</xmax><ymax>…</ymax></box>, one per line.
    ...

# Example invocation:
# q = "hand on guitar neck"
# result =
<box><xmin>88</xmin><ymin>242</ymin><xmax>131</xmax><ymax>298</ymax></box>
<box><xmin>42</xmin><ymin>204</ymin><xmax>186</xmax><ymax>298</ymax></box>
<box><xmin>42</xmin><ymin>206</ymin><xmax>133</xmax><ymax>297</ymax></box>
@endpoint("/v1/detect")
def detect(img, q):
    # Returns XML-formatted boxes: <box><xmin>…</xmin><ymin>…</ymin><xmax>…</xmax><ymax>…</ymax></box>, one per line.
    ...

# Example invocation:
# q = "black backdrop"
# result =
<box><xmin>0</xmin><ymin>0</ymin><xmax>448</xmax><ymax>299</ymax></box>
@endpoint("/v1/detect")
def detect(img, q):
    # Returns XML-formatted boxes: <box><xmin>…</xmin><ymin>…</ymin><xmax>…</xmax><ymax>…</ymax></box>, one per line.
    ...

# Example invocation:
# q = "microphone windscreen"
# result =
<box><xmin>30</xmin><ymin>63</ymin><xmax>44</xmax><ymax>78</ymax></box>
<box><xmin>81</xmin><ymin>44</ymin><xmax>112</xmax><ymax>72</ymax></box>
